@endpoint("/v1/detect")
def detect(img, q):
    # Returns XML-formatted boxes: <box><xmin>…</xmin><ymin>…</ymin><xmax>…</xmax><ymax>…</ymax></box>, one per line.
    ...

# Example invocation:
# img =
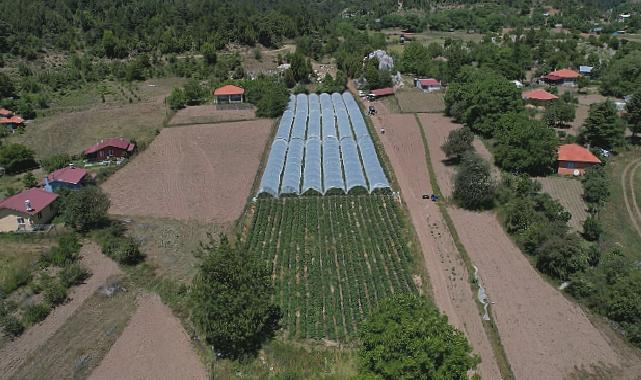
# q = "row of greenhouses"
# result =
<box><xmin>258</xmin><ymin>93</ymin><xmax>390</xmax><ymax>197</ymax></box>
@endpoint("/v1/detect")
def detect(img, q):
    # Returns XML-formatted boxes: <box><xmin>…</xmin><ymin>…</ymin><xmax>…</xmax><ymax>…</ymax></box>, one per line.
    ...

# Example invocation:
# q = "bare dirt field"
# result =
<box><xmin>168</xmin><ymin>104</ymin><xmax>257</xmax><ymax>126</ymax></box>
<box><xmin>88</xmin><ymin>293</ymin><xmax>207</xmax><ymax>380</ymax></box>
<box><xmin>420</xmin><ymin>113</ymin><xmax>641</xmax><ymax>379</ymax></box>
<box><xmin>103</xmin><ymin>120</ymin><xmax>273</xmax><ymax>225</ymax></box>
<box><xmin>0</xmin><ymin>242</ymin><xmax>121</xmax><ymax>378</ymax></box>
<box><xmin>395</xmin><ymin>89</ymin><xmax>445</xmax><ymax>113</ymax></box>
<box><xmin>368</xmin><ymin>102</ymin><xmax>502</xmax><ymax>379</ymax></box>
<box><xmin>536</xmin><ymin>176</ymin><xmax>589</xmax><ymax>231</ymax></box>
<box><xmin>7</xmin><ymin>78</ymin><xmax>183</xmax><ymax>159</ymax></box>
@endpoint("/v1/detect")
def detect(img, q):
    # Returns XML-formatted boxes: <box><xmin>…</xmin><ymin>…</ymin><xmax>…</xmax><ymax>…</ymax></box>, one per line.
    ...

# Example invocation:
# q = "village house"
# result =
<box><xmin>0</xmin><ymin>107</ymin><xmax>13</xmax><ymax>118</ymax></box>
<box><xmin>213</xmin><ymin>85</ymin><xmax>245</xmax><ymax>104</ymax></box>
<box><xmin>0</xmin><ymin>115</ymin><xmax>25</xmax><ymax>132</ymax></box>
<box><xmin>84</xmin><ymin>138</ymin><xmax>136</xmax><ymax>162</ymax></box>
<box><xmin>43</xmin><ymin>166</ymin><xmax>89</xmax><ymax>192</ymax></box>
<box><xmin>522</xmin><ymin>88</ymin><xmax>559</xmax><ymax>105</ymax></box>
<box><xmin>557</xmin><ymin>143</ymin><xmax>601</xmax><ymax>176</ymax></box>
<box><xmin>0</xmin><ymin>188</ymin><xmax>58</xmax><ymax>232</ymax></box>
<box><xmin>543</xmin><ymin>69</ymin><xmax>580</xmax><ymax>86</ymax></box>
<box><xmin>414</xmin><ymin>78</ymin><xmax>442</xmax><ymax>93</ymax></box>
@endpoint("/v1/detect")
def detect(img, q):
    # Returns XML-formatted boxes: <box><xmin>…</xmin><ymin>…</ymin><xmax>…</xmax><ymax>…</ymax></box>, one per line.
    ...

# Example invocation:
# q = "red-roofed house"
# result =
<box><xmin>368</xmin><ymin>87</ymin><xmax>395</xmax><ymax>100</ymax></box>
<box><xmin>522</xmin><ymin>88</ymin><xmax>559</xmax><ymax>105</ymax></box>
<box><xmin>213</xmin><ymin>85</ymin><xmax>245</xmax><ymax>104</ymax></box>
<box><xmin>84</xmin><ymin>138</ymin><xmax>136</xmax><ymax>162</ymax></box>
<box><xmin>0</xmin><ymin>116</ymin><xmax>25</xmax><ymax>132</ymax></box>
<box><xmin>415</xmin><ymin>78</ymin><xmax>442</xmax><ymax>93</ymax></box>
<box><xmin>543</xmin><ymin>69</ymin><xmax>580</xmax><ymax>86</ymax></box>
<box><xmin>557</xmin><ymin>143</ymin><xmax>601</xmax><ymax>175</ymax></box>
<box><xmin>0</xmin><ymin>188</ymin><xmax>58</xmax><ymax>232</ymax></box>
<box><xmin>0</xmin><ymin>108</ymin><xmax>13</xmax><ymax>118</ymax></box>
<box><xmin>43</xmin><ymin>166</ymin><xmax>89</xmax><ymax>192</ymax></box>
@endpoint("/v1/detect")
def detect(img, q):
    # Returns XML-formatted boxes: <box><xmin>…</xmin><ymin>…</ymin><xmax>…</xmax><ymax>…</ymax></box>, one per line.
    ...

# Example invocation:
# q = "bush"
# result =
<box><xmin>45</xmin><ymin>233</ymin><xmax>81</xmax><ymax>266</ymax></box>
<box><xmin>535</xmin><ymin>234</ymin><xmax>588</xmax><ymax>281</ymax></box>
<box><xmin>40</xmin><ymin>153</ymin><xmax>73</xmax><ymax>172</ymax></box>
<box><xmin>43</xmin><ymin>280</ymin><xmax>67</xmax><ymax>305</ymax></box>
<box><xmin>453</xmin><ymin>153</ymin><xmax>495</xmax><ymax>210</ymax></box>
<box><xmin>1</xmin><ymin>315</ymin><xmax>24</xmax><ymax>337</ymax></box>
<box><xmin>567</xmin><ymin>273</ymin><xmax>595</xmax><ymax>299</ymax></box>
<box><xmin>582</xmin><ymin>215</ymin><xmax>602</xmax><ymax>241</ymax></box>
<box><xmin>23</xmin><ymin>303</ymin><xmax>51</xmax><ymax>326</ymax></box>
<box><xmin>441</xmin><ymin>127</ymin><xmax>474</xmax><ymax>160</ymax></box>
<box><xmin>59</xmin><ymin>263</ymin><xmax>90</xmax><ymax>288</ymax></box>
<box><xmin>582</xmin><ymin>166</ymin><xmax>609</xmax><ymax>206</ymax></box>
<box><xmin>101</xmin><ymin>236</ymin><xmax>143</xmax><ymax>265</ymax></box>
<box><xmin>60</xmin><ymin>186</ymin><xmax>110</xmax><ymax>231</ymax></box>
<box><xmin>0</xmin><ymin>143</ymin><xmax>37</xmax><ymax>174</ymax></box>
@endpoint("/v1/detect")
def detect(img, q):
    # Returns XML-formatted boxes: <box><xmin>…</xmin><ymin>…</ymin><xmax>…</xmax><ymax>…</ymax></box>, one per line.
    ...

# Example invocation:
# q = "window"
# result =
<box><xmin>17</xmin><ymin>217</ymin><xmax>25</xmax><ymax>224</ymax></box>
<box><xmin>567</xmin><ymin>161</ymin><xmax>575</xmax><ymax>169</ymax></box>
<box><xmin>107</xmin><ymin>149</ymin><xmax>113</xmax><ymax>157</ymax></box>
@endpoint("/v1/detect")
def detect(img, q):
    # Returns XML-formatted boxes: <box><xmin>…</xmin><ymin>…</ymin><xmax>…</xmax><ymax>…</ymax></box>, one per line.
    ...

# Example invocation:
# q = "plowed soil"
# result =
<box><xmin>536</xmin><ymin>176</ymin><xmax>589</xmax><ymax>231</ymax></box>
<box><xmin>419</xmin><ymin>112</ymin><xmax>640</xmax><ymax>379</ymax></box>
<box><xmin>103</xmin><ymin>120</ymin><xmax>272</xmax><ymax>224</ymax></box>
<box><xmin>88</xmin><ymin>293</ymin><xmax>207</xmax><ymax>380</ymax></box>
<box><xmin>369</xmin><ymin>101</ymin><xmax>502</xmax><ymax>379</ymax></box>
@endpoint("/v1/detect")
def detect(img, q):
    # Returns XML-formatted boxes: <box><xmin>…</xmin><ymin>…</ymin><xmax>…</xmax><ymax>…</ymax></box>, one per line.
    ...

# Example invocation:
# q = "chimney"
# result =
<box><xmin>24</xmin><ymin>200</ymin><xmax>33</xmax><ymax>212</ymax></box>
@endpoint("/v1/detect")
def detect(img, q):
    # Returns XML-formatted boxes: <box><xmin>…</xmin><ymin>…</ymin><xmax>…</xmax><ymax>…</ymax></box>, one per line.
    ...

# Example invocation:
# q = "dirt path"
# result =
<box><xmin>370</xmin><ymin>102</ymin><xmax>502</xmax><ymax>379</ymax></box>
<box><xmin>0</xmin><ymin>242</ymin><xmax>121</xmax><ymax>378</ymax></box>
<box><xmin>622</xmin><ymin>159</ymin><xmax>641</xmax><ymax>237</ymax></box>
<box><xmin>88</xmin><ymin>293</ymin><xmax>207</xmax><ymax>380</ymax></box>
<box><xmin>420</xmin><ymin>112</ymin><xmax>640</xmax><ymax>379</ymax></box>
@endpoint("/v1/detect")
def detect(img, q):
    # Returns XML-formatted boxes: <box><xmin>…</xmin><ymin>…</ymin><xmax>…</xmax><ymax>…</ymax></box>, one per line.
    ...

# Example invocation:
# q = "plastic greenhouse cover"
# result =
<box><xmin>340</xmin><ymin>139</ymin><xmax>367</xmax><ymax>191</ymax></box>
<box><xmin>357</xmin><ymin>137</ymin><xmax>390</xmax><ymax>192</ymax></box>
<box><xmin>275</xmin><ymin>111</ymin><xmax>294</xmax><ymax>141</ymax></box>
<box><xmin>342</xmin><ymin>93</ymin><xmax>369</xmax><ymax>139</ymax></box>
<box><xmin>291</xmin><ymin>113</ymin><xmax>307</xmax><ymax>140</ymax></box>
<box><xmin>280</xmin><ymin>138</ymin><xmax>305</xmax><ymax>195</ymax></box>
<box><xmin>308</xmin><ymin>93</ymin><xmax>320</xmax><ymax>112</ymax></box>
<box><xmin>303</xmin><ymin>137</ymin><xmax>322</xmax><ymax>194</ymax></box>
<box><xmin>258</xmin><ymin>139</ymin><xmax>288</xmax><ymax>197</ymax></box>
<box><xmin>322</xmin><ymin>137</ymin><xmax>345</xmax><ymax>193</ymax></box>
<box><xmin>307</xmin><ymin>111</ymin><xmax>321</xmax><ymax>139</ymax></box>
<box><xmin>296</xmin><ymin>94</ymin><xmax>308</xmax><ymax>115</ymax></box>
<box><xmin>286</xmin><ymin>95</ymin><xmax>296</xmax><ymax>112</ymax></box>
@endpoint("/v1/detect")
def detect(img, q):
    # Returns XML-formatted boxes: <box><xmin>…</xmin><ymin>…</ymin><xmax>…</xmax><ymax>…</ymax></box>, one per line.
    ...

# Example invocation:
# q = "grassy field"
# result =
<box><xmin>0</xmin><ymin>233</ymin><xmax>57</xmax><ymax>295</ymax></box>
<box><xmin>536</xmin><ymin>176</ymin><xmax>589</xmax><ymax>231</ymax></box>
<box><xmin>396</xmin><ymin>88</ymin><xmax>445</xmax><ymax>113</ymax></box>
<box><xmin>246</xmin><ymin>196</ymin><xmax>418</xmax><ymax>342</ymax></box>
<box><xmin>6</xmin><ymin>77</ymin><xmax>183</xmax><ymax>159</ymax></box>
<box><xmin>600</xmin><ymin>149</ymin><xmax>641</xmax><ymax>260</ymax></box>
<box><xmin>385</xmin><ymin>30</ymin><xmax>484</xmax><ymax>54</ymax></box>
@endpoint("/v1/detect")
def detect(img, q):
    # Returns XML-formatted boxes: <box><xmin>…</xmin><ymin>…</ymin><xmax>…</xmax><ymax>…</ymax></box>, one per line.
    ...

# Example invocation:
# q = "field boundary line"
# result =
<box><xmin>414</xmin><ymin>114</ymin><xmax>515</xmax><ymax>380</ymax></box>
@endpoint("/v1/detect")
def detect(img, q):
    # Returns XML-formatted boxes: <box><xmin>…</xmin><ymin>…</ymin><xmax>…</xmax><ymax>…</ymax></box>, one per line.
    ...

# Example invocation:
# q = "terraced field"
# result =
<box><xmin>246</xmin><ymin>196</ymin><xmax>417</xmax><ymax>342</ymax></box>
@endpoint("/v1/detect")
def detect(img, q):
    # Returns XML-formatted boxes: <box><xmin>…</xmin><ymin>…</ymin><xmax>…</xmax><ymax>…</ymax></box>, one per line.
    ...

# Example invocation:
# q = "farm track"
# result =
<box><xmin>622</xmin><ymin>159</ymin><xmax>641</xmax><ymax>238</ymax></box>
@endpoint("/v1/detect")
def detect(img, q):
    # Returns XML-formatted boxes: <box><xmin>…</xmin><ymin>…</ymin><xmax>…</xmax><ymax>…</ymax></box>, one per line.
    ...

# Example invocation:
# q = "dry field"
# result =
<box><xmin>168</xmin><ymin>104</ymin><xmax>257</xmax><ymax>126</ymax></box>
<box><xmin>536</xmin><ymin>176</ymin><xmax>589</xmax><ymax>231</ymax></box>
<box><xmin>368</xmin><ymin>102</ymin><xmax>502</xmax><ymax>379</ymax></box>
<box><xmin>7</xmin><ymin>78</ymin><xmax>184</xmax><ymax>159</ymax></box>
<box><xmin>234</xmin><ymin>44</ymin><xmax>295</xmax><ymax>74</ymax></box>
<box><xmin>102</xmin><ymin>120</ymin><xmax>273</xmax><ymax>225</ymax></box>
<box><xmin>395</xmin><ymin>89</ymin><xmax>445</xmax><ymax>113</ymax></box>
<box><xmin>89</xmin><ymin>293</ymin><xmax>207</xmax><ymax>380</ymax></box>
<box><xmin>419</xmin><ymin>113</ymin><xmax>638</xmax><ymax>379</ymax></box>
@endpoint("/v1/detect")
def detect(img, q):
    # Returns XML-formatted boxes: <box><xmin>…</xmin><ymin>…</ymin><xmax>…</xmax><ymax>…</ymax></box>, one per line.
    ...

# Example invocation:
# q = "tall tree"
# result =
<box><xmin>453</xmin><ymin>153</ymin><xmax>496</xmax><ymax>210</ymax></box>
<box><xmin>581</xmin><ymin>101</ymin><xmax>625</xmax><ymax>150</ymax></box>
<box><xmin>60</xmin><ymin>186</ymin><xmax>110</xmax><ymax>231</ymax></box>
<box><xmin>441</xmin><ymin>127</ymin><xmax>474</xmax><ymax>160</ymax></box>
<box><xmin>358</xmin><ymin>293</ymin><xmax>479</xmax><ymax>379</ymax></box>
<box><xmin>626</xmin><ymin>89</ymin><xmax>641</xmax><ymax>138</ymax></box>
<box><xmin>190</xmin><ymin>235</ymin><xmax>281</xmax><ymax>359</ymax></box>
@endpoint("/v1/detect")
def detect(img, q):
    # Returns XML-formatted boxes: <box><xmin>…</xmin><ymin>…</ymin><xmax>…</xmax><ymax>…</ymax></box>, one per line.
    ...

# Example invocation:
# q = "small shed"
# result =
<box><xmin>368</xmin><ymin>87</ymin><xmax>395</xmax><ymax>100</ymax></box>
<box><xmin>557</xmin><ymin>144</ymin><xmax>601</xmax><ymax>176</ymax></box>
<box><xmin>84</xmin><ymin>138</ymin><xmax>136</xmax><ymax>162</ymax></box>
<box><xmin>213</xmin><ymin>85</ymin><xmax>245</xmax><ymax>104</ymax></box>
<box><xmin>415</xmin><ymin>78</ymin><xmax>442</xmax><ymax>93</ymax></box>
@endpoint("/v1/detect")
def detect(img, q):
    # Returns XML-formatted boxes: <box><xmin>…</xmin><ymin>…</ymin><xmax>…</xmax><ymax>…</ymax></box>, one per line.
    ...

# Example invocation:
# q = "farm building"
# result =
<box><xmin>522</xmin><ymin>88</ymin><xmax>559</xmax><ymax>105</ymax></box>
<box><xmin>0</xmin><ymin>188</ymin><xmax>58</xmax><ymax>232</ymax></box>
<box><xmin>543</xmin><ymin>69</ymin><xmax>580</xmax><ymax>86</ymax></box>
<box><xmin>368</xmin><ymin>87</ymin><xmax>395</xmax><ymax>100</ymax></box>
<box><xmin>579</xmin><ymin>65</ymin><xmax>593</xmax><ymax>76</ymax></box>
<box><xmin>557</xmin><ymin>143</ymin><xmax>601</xmax><ymax>176</ymax></box>
<box><xmin>213</xmin><ymin>85</ymin><xmax>245</xmax><ymax>104</ymax></box>
<box><xmin>84</xmin><ymin>138</ymin><xmax>136</xmax><ymax>161</ymax></box>
<box><xmin>0</xmin><ymin>115</ymin><xmax>24</xmax><ymax>132</ymax></box>
<box><xmin>43</xmin><ymin>166</ymin><xmax>89</xmax><ymax>192</ymax></box>
<box><xmin>415</xmin><ymin>78</ymin><xmax>442</xmax><ymax>93</ymax></box>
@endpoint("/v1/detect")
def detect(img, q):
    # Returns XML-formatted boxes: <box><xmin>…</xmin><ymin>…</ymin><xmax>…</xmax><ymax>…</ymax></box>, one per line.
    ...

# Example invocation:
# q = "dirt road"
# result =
<box><xmin>622</xmin><ymin>159</ymin><xmax>641</xmax><ymax>237</ymax></box>
<box><xmin>0</xmin><ymin>243</ymin><xmax>121</xmax><ymax>378</ymax></box>
<box><xmin>370</xmin><ymin>102</ymin><xmax>502</xmax><ymax>379</ymax></box>
<box><xmin>88</xmin><ymin>293</ymin><xmax>207</xmax><ymax>380</ymax></box>
<box><xmin>419</xmin><ymin>112</ymin><xmax>640</xmax><ymax>379</ymax></box>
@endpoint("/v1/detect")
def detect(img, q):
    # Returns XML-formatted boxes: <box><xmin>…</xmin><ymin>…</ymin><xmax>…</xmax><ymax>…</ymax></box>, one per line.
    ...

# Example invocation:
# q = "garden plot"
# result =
<box><xmin>258</xmin><ymin>93</ymin><xmax>390</xmax><ymax>197</ymax></box>
<box><xmin>246</xmin><ymin>196</ymin><xmax>416</xmax><ymax>342</ymax></box>
<box><xmin>536</xmin><ymin>176</ymin><xmax>589</xmax><ymax>231</ymax></box>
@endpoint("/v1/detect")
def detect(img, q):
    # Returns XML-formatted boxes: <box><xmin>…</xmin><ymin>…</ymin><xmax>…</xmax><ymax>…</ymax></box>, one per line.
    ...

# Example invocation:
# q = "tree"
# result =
<box><xmin>201</xmin><ymin>42</ymin><xmax>217</xmax><ymax>66</ymax></box>
<box><xmin>60</xmin><ymin>186</ymin><xmax>110</xmax><ymax>231</ymax></box>
<box><xmin>441</xmin><ymin>127</ymin><xmax>474</xmax><ymax>160</ymax></box>
<box><xmin>283</xmin><ymin>69</ymin><xmax>296</xmax><ymax>88</ymax></box>
<box><xmin>581</xmin><ymin>101</ymin><xmax>625</xmax><ymax>150</ymax></box>
<box><xmin>0</xmin><ymin>72</ymin><xmax>15</xmax><ymax>98</ymax></box>
<box><xmin>167</xmin><ymin>87</ymin><xmax>187</xmax><ymax>110</ymax></box>
<box><xmin>190</xmin><ymin>234</ymin><xmax>281</xmax><ymax>359</ymax></box>
<box><xmin>453</xmin><ymin>153</ymin><xmax>496</xmax><ymax>210</ymax></box>
<box><xmin>22</xmin><ymin>172</ymin><xmax>37</xmax><ymax>188</ymax></box>
<box><xmin>183</xmin><ymin>79</ymin><xmax>205</xmax><ymax>105</ymax></box>
<box><xmin>582</xmin><ymin>165</ymin><xmax>609</xmax><ymax>205</ymax></box>
<box><xmin>0</xmin><ymin>144</ymin><xmax>37</xmax><ymax>174</ymax></box>
<box><xmin>358</xmin><ymin>293</ymin><xmax>479</xmax><ymax>379</ymax></box>
<box><xmin>544</xmin><ymin>100</ymin><xmax>576</xmax><ymax>128</ymax></box>
<box><xmin>600</xmin><ymin>50</ymin><xmax>641</xmax><ymax>97</ymax></box>
<box><xmin>582</xmin><ymin>215</ymin><xmax>602</xmax><ymax>241</ymax></box>
<box><xmin>626</xmin><ymin>89</ymin><xmax>641</xmax><ymax>138</ymax></box>
<box><xmin>40</xmin><ymin>153</ymin><xmax>72</xmax><ymax>173</ymax></box>
<box><xmin>536</xmin><ymin>234</ymin><xmax>588</xmax><ymax>281</ymax></box>
<box><xmin>494</xmin><ymin>113</ymin><xmax>559</xmax><ymax>175</ymax></box>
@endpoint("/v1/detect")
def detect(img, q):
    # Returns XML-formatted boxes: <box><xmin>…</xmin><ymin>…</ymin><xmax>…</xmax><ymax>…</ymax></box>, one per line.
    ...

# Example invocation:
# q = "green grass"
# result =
<box><xmin>245</xmin><ymin>196</ymin><xmax>418</xmax><ymax>342</ymax></box>
<box><xmin>0</xmin><ymin>234</ymin><xmax>56</xmax><ymax>294</ymax></box>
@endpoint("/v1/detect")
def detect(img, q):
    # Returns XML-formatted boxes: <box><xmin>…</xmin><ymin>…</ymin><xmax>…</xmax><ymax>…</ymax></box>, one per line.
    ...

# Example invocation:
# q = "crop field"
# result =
<box><xmin>395</xmin><ymin>89</ymin><xmax>445</xmax><ymax>113</ymax></box>
<box><xmin>246</xmin><ymin>196</ymin><xmax>416</xmax><ymax>342</ymax></box>
<box><xmin>536</xmin><ymin>176</ymin><xmax>588</xmax><ymax>231</ymax></box>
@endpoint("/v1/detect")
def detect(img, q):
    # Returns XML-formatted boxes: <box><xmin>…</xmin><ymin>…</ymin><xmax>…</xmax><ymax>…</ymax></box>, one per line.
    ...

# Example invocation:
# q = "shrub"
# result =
<box><xmin>582</xmin><ymin>215</ymin><xmax>602</xmax><ymax>241</ymax></box>
<box><xmin>453</xmin><ymin>153</ymin><xmax>495</xmax><ymax>210</ymax></box>
<box><xmin>0</xmin><ymin>143</ymin><xmax>37</xmax><ymax>174</ymax></box>
<box><xmin>43</xmin><ymin>280</ymin><xmax>67</xmax><ymax>305</ymax></box>
<box><xmin>45</xmin><ymin>233</ymin><xmax>81</xmax><ymax>266</ymax></box>
<box><xmin>23</xmin><ymin>303</ymin><xmax>51</xmax><ymax>326</ymax></box>
<box><xmin>567</xmin><ymin>273</ymin><xmax>595</xmax><ymax>299</ymax></box>
<box><xmin>59</xmin><ymin>263</ymin><xmax>90</xmax><ymax>288</ymax></box>
<box><xmin>101</xmin><ymin>236</ymin><xmax>143</xmax><ymax>265</ymax></box>
<box><xmin>441</xmin><ymin>127</ymin><xmax>474</xmax><ymax>160</ymax></box>
<box><xmin>60</xmin><ymin>186</ymin><xmax>110</xmax><ymax>231</ymax></box>
<box><xmin>582</xmin><ymin>166</ymin><xmax>609</xmax><ymax>206</ymax></box>
<box><xmin>41</xmin><ymin>153</ymin><xmax>72</xmax><ymax>172</ymax></box>
<box><xmin>1</xmin><ymin>315</ymin><xmax>24</xmax><ymax>337</ymax></box>
<box><xmin>535</xmin><ymin>234</ymin><xmax>588</xmax><ymax>281</ymax></box>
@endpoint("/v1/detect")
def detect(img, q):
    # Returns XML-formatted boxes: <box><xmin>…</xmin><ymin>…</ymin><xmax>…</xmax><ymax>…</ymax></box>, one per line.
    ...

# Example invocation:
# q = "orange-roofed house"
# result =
<box><xmin>522</xmin><ymin>88</ymin><xmax>559</xmax><ymax>105</ymax></box>
<box><xmin>0</xmin><ymin>115</ymin><xmax>24</xmax><ymax>132</ymax></box>
<box><xmin>557</xmin><ymin>144</ymin><xmax>601</xmax><ymax>175</ymax></box>
<box><xmin>543</xmin><ymin>69</ymin><xmax>580</xmax><ymax>86</ymax></box>
<box><xmin>213</xmin><ymin>85</ymin><xmax>245</xmax><ymax>104</ymax></box>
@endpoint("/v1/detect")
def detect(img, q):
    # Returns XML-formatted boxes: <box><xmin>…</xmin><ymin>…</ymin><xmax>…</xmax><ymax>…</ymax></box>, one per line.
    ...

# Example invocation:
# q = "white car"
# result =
<box><xmin>358</xmin><ymin>90</ymin><xmax>366</xmax><ymax>97</ymax></box>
